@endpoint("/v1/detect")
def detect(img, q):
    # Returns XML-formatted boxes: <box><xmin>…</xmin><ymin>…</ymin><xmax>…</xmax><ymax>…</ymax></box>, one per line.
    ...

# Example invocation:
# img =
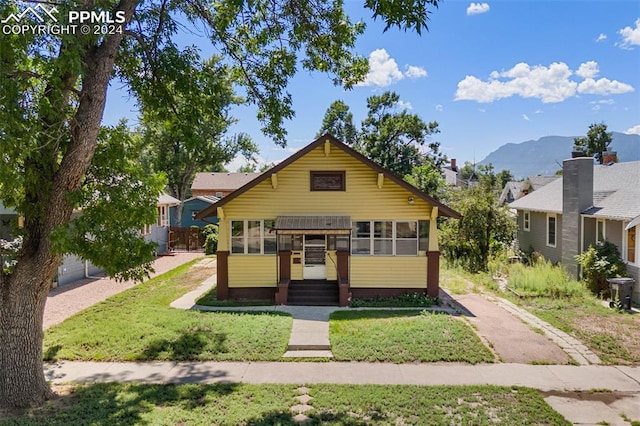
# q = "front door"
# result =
<box><xmin>303</xmin><ymin>234</ymin><xmax>326</xmax><ymax>279</ymax></box>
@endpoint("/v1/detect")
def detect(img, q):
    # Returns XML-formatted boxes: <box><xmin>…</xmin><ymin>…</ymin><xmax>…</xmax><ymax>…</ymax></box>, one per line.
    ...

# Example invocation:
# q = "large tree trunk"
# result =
<box><xmin>0</xmin><ymin>1</ymin><xmax>136</xmax><ymax>409</ymax></box>
<box><xmin>0</xmin><ymin>256</ymin><xmax>60</xmax><ymax>407</ymax></box>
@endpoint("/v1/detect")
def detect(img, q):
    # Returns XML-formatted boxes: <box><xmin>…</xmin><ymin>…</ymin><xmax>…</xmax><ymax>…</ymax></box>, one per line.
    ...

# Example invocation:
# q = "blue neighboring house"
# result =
<box><xmin>172</xmin><ymin>195</ymin><xmax>220</xmax><ymax>227</ymax></box>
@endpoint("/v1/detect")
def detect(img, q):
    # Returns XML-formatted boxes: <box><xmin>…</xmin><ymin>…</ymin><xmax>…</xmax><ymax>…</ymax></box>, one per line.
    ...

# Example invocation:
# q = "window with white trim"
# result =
<box><xmin>351</xmin><ymin>220</ymin><xmax>419</xmax><ymax>256</ymax></box>
<box><xmin>546</xmin><ymin>214</ymin><xmax>557</xmax><ymax>247</ymax></box>
<box><xmin>523</xmin><ymin>211</ymin><xmax>530</xmax><ymax>231</ymax></box>
<box><xmin>140</xmin><ymin>224</ymin><xmax>152</xmax><ymax>236</ymax></box>
<box><xmin>596</xmin><ymin>219</ymin><xmax>605</xmax><ymax>244</ymax></box>
<box><xmin>157</xmin><ymin>205</ymin><xmax>169</xmax><ymax>227</ymax></box>
<box><xmin>230</xmin><ymin>220</ymin><xmax>277</xmax><ymax>255</ymax></box>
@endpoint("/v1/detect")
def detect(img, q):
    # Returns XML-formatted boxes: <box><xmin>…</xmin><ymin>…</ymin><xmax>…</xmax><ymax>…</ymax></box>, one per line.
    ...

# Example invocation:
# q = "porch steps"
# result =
<box><xmin>287</xmin><ymin>280</ymin><xmax>339</xmax><ymax>306</ymax></box>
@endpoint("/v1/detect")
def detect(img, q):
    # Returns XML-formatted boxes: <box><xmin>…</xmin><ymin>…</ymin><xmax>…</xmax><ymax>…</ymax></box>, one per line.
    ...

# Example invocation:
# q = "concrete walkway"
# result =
<box><xmin>43</xmin><ymin>361</ymin><xmax>640</xmax><ymax>425</ymax></box>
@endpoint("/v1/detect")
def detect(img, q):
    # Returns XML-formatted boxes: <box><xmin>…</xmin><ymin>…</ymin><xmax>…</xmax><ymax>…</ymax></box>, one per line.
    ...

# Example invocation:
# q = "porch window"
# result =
<box><xmin>374</xmin><ymin>221</ymin><xmax>393</xmax><ymax>255</ymax></box>
<box><xmin>596</xmin><ymin>219</ymin><xmax>605</xmax><ymax>244</ymax></box>
<box><xmin>351</xmin><ymin>220</ymin><xmax>419</xmax><ymax>256</ymax></box>
<box><xmin>140</xmin><ymin>224</ymin><xmax>152</xmax><ymax>236</ymax></box>
<box><xmin>231</xmin><ymin>219</ymin><xmax>277</xmax><ymax>255</ymax></box>
<box><xmin>352</xmin><ymin>221</ymin><xmax>371</xmax><ymax>255</ymax></box>
<box><xmin>418</xmin><ymin>220</ymin><xmax>429</xmax><ymax>251</ymax></box>
<box><xmin>396</xmin><ymin>221</ymin><xmax>418</xmax><ymax>255</ymax></box>
<box><xmin>157</xmin><ymin>205</ymin><xmax>168</xmax><ymax>227</ymax></box>
<box><xmin>546</xmin><ymin>214</ymin><xmax>557</xmax><ymax>248</ymax></box>
<box><xmin>523</xmin><ymin>211</ymin><xmax>530</xmax><ymax>231</ymax></box>
<box><xmin>628</xmin><ymin>226</ymin><xmax>636</xmax><ymax>264</ymax></box>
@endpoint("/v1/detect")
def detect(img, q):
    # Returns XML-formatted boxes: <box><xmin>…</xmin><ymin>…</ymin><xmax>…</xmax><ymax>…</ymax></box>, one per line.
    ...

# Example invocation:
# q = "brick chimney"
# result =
<box><xmin>561</xmin><ymin>157</ymin><xmax>593</xmax><ymax>278</ymax></box>
<box><xmin>602</xmin><ymin>151</ymin><xmax>618</xmax><ymax>164</ymax></box>
<box><xmin>450</xmin><ymin>158</ymin><xmax>457</xmax><ymax>171</ymax></box>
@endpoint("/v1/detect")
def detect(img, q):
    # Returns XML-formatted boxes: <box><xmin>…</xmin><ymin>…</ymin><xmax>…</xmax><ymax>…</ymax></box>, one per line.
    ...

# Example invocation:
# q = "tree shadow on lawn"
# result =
<box><xmin>330</xmin><ymin>309</ymin><xmax>451</xmax><ymax>321</ymax></box>
<box><xmin>140</xmin><ymin>330</ymin><xmax>227</xmax><ymax>361</ymax></box>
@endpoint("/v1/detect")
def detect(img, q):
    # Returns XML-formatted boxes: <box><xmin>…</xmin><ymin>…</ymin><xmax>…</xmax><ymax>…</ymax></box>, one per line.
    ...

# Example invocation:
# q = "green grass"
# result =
<box><xmin>195</xmin><ymin>287</ymin><xmax>274</xmax><ymax>306</ymax></box>
<box><xmin>507</xmin><ymin>260</ymin><xmax>589</xmax><ymax>298</ymax></box>
<box><xmin>0</xmin><ymin>383</ymin><xmax>569</xmax><ymax>425</ymax></box>
<box><xmin>350</xmin><ymin>292</ymin><xmax>438</xmax><ymax>307</ymax></box>
<box><xmin>44</xmin><ymin>261</ymin><xmax>292</xmax><ymax>361</ymax></box>
<box><xmin>330</xmin><ymin>310</ymin><xmax>494</xmax><ymax>364</ymax></box>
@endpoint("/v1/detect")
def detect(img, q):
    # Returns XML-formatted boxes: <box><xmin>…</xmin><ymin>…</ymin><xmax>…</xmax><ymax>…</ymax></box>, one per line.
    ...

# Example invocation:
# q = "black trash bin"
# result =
<box><xmin>607</xmin><ymin>277</ymin><xmax>635</xmax><ymax>310</ymax></box>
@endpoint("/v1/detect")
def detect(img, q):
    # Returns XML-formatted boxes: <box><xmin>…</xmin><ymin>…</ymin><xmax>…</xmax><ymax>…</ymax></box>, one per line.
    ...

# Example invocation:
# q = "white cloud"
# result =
<box><xmin>467</xmin><ymin>2</ymin><xmax>490</xmax><ymax>16</ymax></box>
<box><xmin>596</xmin><ymin>33</ymin><xmax>607</xmax><ymax>42</ymax></box>
<box><xmin>624</xmin><ymin>124</ymin><xmax>640</xmax><ymax>135</ymax></box>
<box><xmin>576</xmin><ymin>61</ymin><xmax>599</xmax><ymax>79</ymax></box>
<box><xmin>435</xmin><ymin>104</ymin><xmax>444</xmax><ymax>111</ymax></box>
<box><xmin>357</xmin><ymin>49</ymin><xmax>428</xmax><ymax>87</ymax></box>
<box><xmin>455</xmin><ymin>61</ymin><xmax>634</xmax><ymax>103</ymax></box>
<box><xmin>534</xmin><ymin>109</ymin><xmax>543</xmax><ymax>114</ymax></box>
<box><xmin>522</xmin><ymin>114</ymin><xmax>530</xmax><ymax>121</ymax></box>
<box><xmin>577</xmin><ymin>77</ymin><xmax>634</xmax><ymax>95</ymax></box>
<box><xmin>589</xmin><ymin>99</ymin><xmax>615</xmax><ymax>105</ymax></box>
<box><xmin>618</xmin><ymin>18</ymin><xmax>640</xmax><ymax>49</ymax></box>
<box><xmin>396</xmin><ymin>100</ymin><xmax>413</xmax><ymax>110</ymax></box>
<box><xmin>405</xmin><ymin>65</ymin><xmax>427</xmax><ymax>78</ymax></box>
<box><xmin>591</xmin><ymin>104</ymin><xmax>601</xmax><ymax>111</ymax></box>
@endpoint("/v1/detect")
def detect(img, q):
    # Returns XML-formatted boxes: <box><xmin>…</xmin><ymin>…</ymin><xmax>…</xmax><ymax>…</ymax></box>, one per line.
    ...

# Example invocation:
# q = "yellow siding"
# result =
<box><xmin>351</xmin><ymin>257</ymin><xmax>427</xmax><ymax>288</ymax></box>
<box><xmin>326</xmin><ymin>251</ymin><xmax>338</xmax><ymax>280</ymax></box>
<box><xmin>222</xmin><ymin>144</ymin><xmax>433</xmax><ymax>220</ymax></box>
<box><xmin>228</xmin><ymin>256</ymin><xmax>277</xmax><ymax>287</ymax></box>
<box><xmin>218</xmin><ymin>217</ymin><xmax>229</xmax><ymax>251</ymax></box>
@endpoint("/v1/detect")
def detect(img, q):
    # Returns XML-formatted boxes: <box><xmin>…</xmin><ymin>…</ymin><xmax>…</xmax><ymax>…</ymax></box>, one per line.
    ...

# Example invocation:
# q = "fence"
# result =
<box><xmin>169</xmin><ymin>227</ymin><xmax>205</xmax><ymax>251</ymax></box>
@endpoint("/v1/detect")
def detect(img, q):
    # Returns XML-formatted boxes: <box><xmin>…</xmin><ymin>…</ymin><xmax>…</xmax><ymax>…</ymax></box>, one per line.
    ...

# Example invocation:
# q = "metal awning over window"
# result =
<box><xmin>275</xmin><ymin>216</ymin><xmax>351</xmax><ymax>235</ymax></box>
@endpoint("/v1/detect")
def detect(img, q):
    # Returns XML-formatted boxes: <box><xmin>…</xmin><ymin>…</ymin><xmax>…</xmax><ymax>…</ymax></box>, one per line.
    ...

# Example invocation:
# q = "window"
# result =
<box><xmin>396</xmin><ymin>221</ymin><xmax>418</xmax><ymax>255</ymax></box>
<box><xmin>596</xmin><ymin>219</ymin><xmax>605</xmax><ymax>244</ymax></box>
<box><xmin>192</xmin><ymin>210</ymin><xmax>199</xmax><ymax>220</ymax></box>
<box><xmin>140</xmin><ymin>224</ymin><xmax>152</xmax><ymax>236</ymax></box>
<box><xmin>546</xmin><ymin>214</ymin><xmax>557</xmax><ymax>247</ymax></box>
<box><xmin>523</xmin><ymin>211</ymin><xmax>530</xmax><ymax>232</ymax></box>
<box><xmin>327</xmin><ymin>235</ymin><xmax>350</xmax><ymax>251</ymax></box>
<box><xmin>627</xmin><ymin>226</ymin><xmax>636</xmax><ymax>264</ymax></box>
<box><xmin>263</xmin><ymin>220</ymin><xmax>277</xmax><ymax>254</ymax></box>
<box><xmin>352</xmin><ymin>221</ymin><xmax>371</xmax><ymax>254</ymax></box>
<box><xmin>230</xmin><ymin>220</ymin><xmax>277</xmax><ymax>255</ymax></box>
<box><xmin>215</xmin><ymin>192</ymin><xmax>223</xmax><ymax>198</ymax></box>
<box><xmin>310</xmin><ymin>171</ymin><xmax>345</xmax><ymax>191</ymax></box>
<box><xmin>351</xmin><ymin>220</ymin><xmax>419</xmax><ymax>256</ymax></box>
<box><xmin>418</xmin><ymin>220</ymin><xmax>429</xmax><ymax>251</ymax></box>
<box><xmin>157</xmin><ymin>205</ymin><xmax>168</xmax><ymax>227</ymax></box>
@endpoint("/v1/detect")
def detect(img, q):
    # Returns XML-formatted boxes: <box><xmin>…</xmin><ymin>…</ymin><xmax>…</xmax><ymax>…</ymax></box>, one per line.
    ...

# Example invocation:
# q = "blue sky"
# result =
<box><xmin>103</xmin><ymin>1</ymin><xmax>640</xmax><ymax>170</ymax></box>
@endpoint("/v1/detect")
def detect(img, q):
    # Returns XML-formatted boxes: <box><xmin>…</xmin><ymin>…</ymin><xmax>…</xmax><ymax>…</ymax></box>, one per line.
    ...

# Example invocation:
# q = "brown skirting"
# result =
<box><xmin>228</xmin><ymin>287</ymin><xmax>277</xmax><ymax>301</ymax></box>
<box><xmin>350</xmin><ymin>288</ymin><xmax>429</xmax><ymax>299</ymax></box>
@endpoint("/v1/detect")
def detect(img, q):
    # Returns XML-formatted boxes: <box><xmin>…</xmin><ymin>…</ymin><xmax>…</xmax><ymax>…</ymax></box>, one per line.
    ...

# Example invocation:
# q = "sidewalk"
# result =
<box><xmin>45</xmin><ymin>252</ymin><xmax>203</xmax><ymax>329</ymax></box>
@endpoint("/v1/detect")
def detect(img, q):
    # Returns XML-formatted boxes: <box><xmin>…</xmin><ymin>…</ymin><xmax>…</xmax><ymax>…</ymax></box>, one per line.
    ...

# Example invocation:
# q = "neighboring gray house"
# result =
<box><xmin>510</xmin><ymin>157</ymin><xmax>640</xmax><ymax>302</ymax></box>
<box><xmin>499</xmin><ymin>176</ymin><xmax>559</xmax><ymax>205</ymax></box>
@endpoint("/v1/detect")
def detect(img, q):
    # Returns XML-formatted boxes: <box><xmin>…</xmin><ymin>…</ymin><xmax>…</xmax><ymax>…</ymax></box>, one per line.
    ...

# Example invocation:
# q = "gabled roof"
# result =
<box><xmin>527</xmin><ymin>175</ymin><xmax>559</xmax><ymax>190</ymax></box>
<box><xmin>510</xmin><ymin>161</ymin><xmax>640</xmax><ymax>220</ymax></box>
<box><xmin>499</xmin><ymin>181</ymin><xmax>527</xmax><ymax>204</ymax></box>
<box><xmin>183</xmin><ymin>195</ymin><xmax>220</xmax><ymax>204</ymax></box>
<box><xmin>157</xmin><ymin>193</ymin><xmax>181</xmax><ymax>206</ymax></box>
<box><xmin>191</xmin><ymin>172</ymin><xmax>262</xmax><ymax>191</ymax></box>
<box><xmin>196</xmin><ymin>134</ymin><xmax>461</xmax><ymax>220</ymax></box>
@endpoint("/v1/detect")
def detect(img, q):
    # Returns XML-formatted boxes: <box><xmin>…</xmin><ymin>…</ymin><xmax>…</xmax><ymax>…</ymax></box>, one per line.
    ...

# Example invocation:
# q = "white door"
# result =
<box><xmin>303</xmin><ymin>235</ymin><xmax>326</xmax><ymax>279</ymax></box>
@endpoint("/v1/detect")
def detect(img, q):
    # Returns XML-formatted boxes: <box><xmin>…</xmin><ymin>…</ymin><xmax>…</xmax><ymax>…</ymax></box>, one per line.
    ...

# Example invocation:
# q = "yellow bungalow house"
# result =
<box><xmin>196</xmin><ymin>134</ymin><xmax>461</xmax><ymax>306</ymax></box>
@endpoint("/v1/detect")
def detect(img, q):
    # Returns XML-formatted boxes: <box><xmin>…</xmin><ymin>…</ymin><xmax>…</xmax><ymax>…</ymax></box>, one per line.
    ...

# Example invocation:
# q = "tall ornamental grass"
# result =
<box><xmin>506</xmin><ymin>259</ymin><xmax>589</xmax><ymax>299</ymax></box>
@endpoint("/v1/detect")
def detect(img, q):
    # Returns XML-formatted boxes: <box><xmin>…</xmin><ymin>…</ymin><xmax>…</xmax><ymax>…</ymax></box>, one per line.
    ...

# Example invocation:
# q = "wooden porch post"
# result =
<box><xmin>217</xmin><ymin>251</ymin><xmax>229</xmax><ymax>300</ymax></box>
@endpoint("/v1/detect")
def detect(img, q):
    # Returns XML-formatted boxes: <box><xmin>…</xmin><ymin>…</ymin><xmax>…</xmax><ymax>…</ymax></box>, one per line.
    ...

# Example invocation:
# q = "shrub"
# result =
<box><xmin>202</xmin><ymin>224</ymin><xmax>218</xmax><ymax>255</ymax></box>
<box><xmin>576</xmin><ymin>241</ymin><xmax>627</xmax><ymax>297</ymax></box>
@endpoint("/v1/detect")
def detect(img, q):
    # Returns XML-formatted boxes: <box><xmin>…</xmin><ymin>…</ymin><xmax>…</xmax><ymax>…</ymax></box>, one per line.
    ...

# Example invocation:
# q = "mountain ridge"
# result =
<box><xmin>478</xmin><ymin>132</ymin><xmax>640</xmax><ymax>179</ymax></box>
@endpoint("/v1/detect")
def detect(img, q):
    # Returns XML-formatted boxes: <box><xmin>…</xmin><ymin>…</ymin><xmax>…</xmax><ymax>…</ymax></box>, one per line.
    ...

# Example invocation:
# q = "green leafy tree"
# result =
<box><xmin>0</xmin><ymin>0</ymin><xmax>441</xmax><ymax>408</ymax></box>
<box><xmin>404</xmin><ymin>163</ymin><xmax>449</xmax><ymax>201</ymax></box>
<box><xmin>573</xmin><ymin>122</ymin><xmax>613</xmax><ymax>164</ymax></box>
<box><xmin>316</xmin><ymin>100</ymin><xmax>358</xmax><ymax>144</ymax></box>
<box><xmin>439</xmin><ymin>186</ymin><xmax>516</xmax><ymax>272</ymax></box>
<box><xmin>318</xmin><ymin>91</ymin><xmax>445</xmax><ymax>178</ymax></box>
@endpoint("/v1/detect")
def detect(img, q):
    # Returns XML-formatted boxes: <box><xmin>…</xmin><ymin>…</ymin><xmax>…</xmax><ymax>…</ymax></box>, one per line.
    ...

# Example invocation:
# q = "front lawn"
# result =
<box><xmin>44</xmin><ymin>261</ymin><xmax>292</xmax><ymax>361</ymax></box>
<box><xmin>330</xmin><ymin>310</ymin><xmax>494</xmax><ymax>364</ymax></box>
<box><xmin>0</xmin><ymin>383</ymin><xmax>569</xmax><ymax>425</ymax></box>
